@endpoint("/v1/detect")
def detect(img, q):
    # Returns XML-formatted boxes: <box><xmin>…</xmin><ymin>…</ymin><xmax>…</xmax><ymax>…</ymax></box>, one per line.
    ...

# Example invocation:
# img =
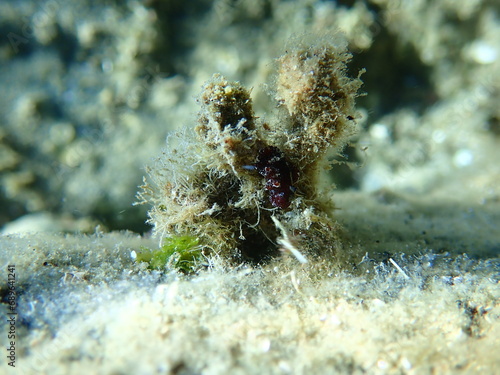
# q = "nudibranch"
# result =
<box><xmin>254</xmin><ymin>146</ymin><xmax>298</xmax><ymax>209</ymax></box>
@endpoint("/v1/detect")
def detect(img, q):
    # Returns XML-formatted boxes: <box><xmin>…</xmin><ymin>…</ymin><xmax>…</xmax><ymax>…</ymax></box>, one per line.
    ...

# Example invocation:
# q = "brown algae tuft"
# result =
<box><xmin>137</xmin><ymin>33</ymin><xmax>364</xmax><ymax>266</ymax></box>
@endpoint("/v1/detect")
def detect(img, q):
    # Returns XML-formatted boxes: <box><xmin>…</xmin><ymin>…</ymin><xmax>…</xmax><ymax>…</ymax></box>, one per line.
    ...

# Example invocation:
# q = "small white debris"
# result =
<box><xmin>401</xmin><ymin>357</ymin><xmax>412</xmax><ymax>370</ymax></box>
<box><xmin>432</xmin><ymin>130</ymin><xmax>446</xmax><ymax>144</ymax></box>
<box><xmin>377</xmin><ymin>359</ymin><xmax>389</xmax><ymax>370</ymax></box>
<box><xmin>389</xmin><ymin>258</ymin><xmax>409</xmax><ymax>279</ymax></box>
<box><xmin>371</xmin><ymin>298</ymin><xmax>386</xmax><ymax>307</ymax></box>
<box><xmin>278</xmin><ymin>360</ymin><xmax>292</xmax><ymax>373</ymax></box>
<box><xmin>370</xmin><ymin>123</ymin><xmax>390</xmax><ymax>141</ymax></box>
<box><xmin>272</xmin><ymin>216</ymin><xmax>308</xmax><ymax>264</ymax></box>
<box><xmin>260</xmin><ymin>338</ymin><xmax>271</xmax><ymax>353</ymax></box>
<box><xmin>329</xmin><ymin>314</ymin><xmax>342</xmax><ymax>326</ymax></box>
<box><xmin>453</xmin><ymin>149</ymin><xmax>474</xmax><ymax>167</ymax></box>
<box><xmin>468</xmin><ymin>41</ymin><xmax>498</xmax><ymax>64</ymax></box>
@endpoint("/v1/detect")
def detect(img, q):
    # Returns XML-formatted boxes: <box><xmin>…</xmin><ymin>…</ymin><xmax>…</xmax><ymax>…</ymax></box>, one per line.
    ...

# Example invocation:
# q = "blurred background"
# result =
<box><xmin>1</xmin><ymin>0</ymin><xmax>499</xmax><ymax>238</ymax></box>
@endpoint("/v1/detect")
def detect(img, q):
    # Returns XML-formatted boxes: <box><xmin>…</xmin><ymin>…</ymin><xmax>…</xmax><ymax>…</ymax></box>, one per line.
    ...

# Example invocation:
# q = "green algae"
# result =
<box><xmin>135</xmin><ymin>235</ymin><xmax>202</xmax><ymax>272</ymax></box>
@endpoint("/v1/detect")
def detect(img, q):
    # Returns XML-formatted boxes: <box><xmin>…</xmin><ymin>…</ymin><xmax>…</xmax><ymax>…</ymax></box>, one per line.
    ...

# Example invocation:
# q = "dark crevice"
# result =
<box><xmin>238</xmin><ymin>220</ymin><xmax>280</xmax><ymax>264</ymax></box>
<box><xmin>0</xmin><ymin>22</ymin><xmax>37</xmax><ymax>58</ymax></box>
<box><xmin>350</xmin><ymin>28</ymin><xmax>437</xmax><ymax>120</ymax></box>
<box><xmin>148</xmin><ymin>0</ymin><xmax>212</xmax><ymax>76</ymax></box>
<box><xmin>50</xmin><ymin>24</ymin><xmax>78</xmax><ymax>66</ymax></box>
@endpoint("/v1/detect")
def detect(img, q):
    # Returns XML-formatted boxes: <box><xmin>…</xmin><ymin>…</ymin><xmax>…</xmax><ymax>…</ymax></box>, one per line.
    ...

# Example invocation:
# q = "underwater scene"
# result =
<box><xmin>1</xmin><ymin>0</ymin><xmax>499</xmax><ymax>373</ymax></box>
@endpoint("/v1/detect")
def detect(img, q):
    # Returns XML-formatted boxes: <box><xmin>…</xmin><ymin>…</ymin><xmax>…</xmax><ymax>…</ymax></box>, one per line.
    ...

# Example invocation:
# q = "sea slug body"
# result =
<box><xmin>255</xmin><ymin>146</ymin><xmax>298</xmax><ymax>209</ymax></box>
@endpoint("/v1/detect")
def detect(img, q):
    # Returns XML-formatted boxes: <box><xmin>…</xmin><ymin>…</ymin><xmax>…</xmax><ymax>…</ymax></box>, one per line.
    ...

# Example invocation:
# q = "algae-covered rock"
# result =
<box><xmin>139</xmin><ymin>33</ymin><xmax>363</xmax><ymax>264</ymax></box>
